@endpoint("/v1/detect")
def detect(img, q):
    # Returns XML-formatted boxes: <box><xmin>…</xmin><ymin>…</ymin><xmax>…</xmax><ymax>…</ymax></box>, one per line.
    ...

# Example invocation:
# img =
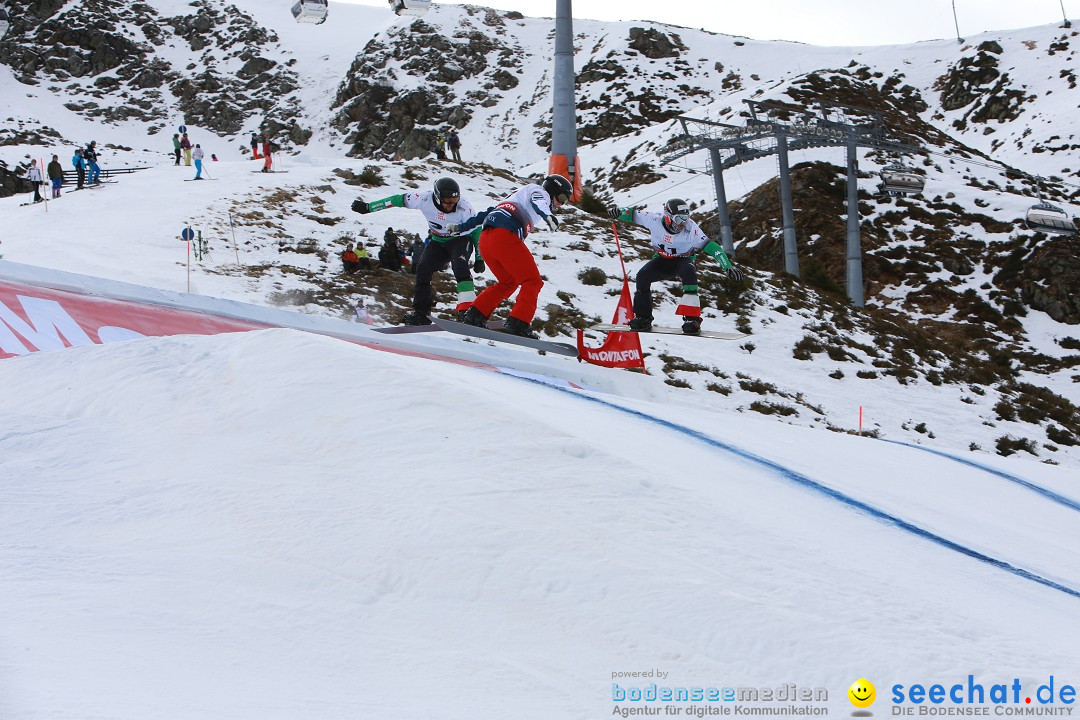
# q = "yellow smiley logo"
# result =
<box><xmin>848</xmin><ymin>679</ymin><xmax>876</xmax><ymax>709</ymax></box>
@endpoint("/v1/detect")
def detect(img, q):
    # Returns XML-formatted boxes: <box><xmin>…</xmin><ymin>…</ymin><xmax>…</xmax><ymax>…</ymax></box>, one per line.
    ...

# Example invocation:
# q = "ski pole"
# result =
<box><xmin>229</xmin><ymin>211</ymin><xmax>241</xmax><ymax>267</ymax></box>
<box><xmin>40</xmin><ymin>158</ymin><xmax>48</xmax><ymax>212</ymax></box>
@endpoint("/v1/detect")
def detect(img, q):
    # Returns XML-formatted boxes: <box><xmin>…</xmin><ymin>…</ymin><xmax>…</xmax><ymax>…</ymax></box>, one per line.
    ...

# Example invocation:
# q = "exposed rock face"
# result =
<box><xmin>1019</xmin><ymin>238</ymin><xmax>1080</xmax><ymax>324</ymax></box>
<box><xmin>332</xmin><ymin>18</ymin><xmax>519</xmax><ymax>159</ymax></box>
<box><xmin>934</xmin><ymin>41</ymin><xmax>1033</xmax><ymax>128</ymax></box>
<box><xmin>0</xmin><ymin>0</ymin><xmax>308</xmax><ymax>144</ymax></box>
<box><xmin>627</xmin><ymin>27</ymin><xmax>684</xmax><ymax>59</ymax></box>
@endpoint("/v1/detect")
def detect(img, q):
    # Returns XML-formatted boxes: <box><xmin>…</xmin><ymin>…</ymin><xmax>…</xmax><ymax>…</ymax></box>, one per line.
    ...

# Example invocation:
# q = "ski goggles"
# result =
<box><xmin>666</xmin><ymin>212</ymin><xmax>690</xmax><ymax>230</ymax></box>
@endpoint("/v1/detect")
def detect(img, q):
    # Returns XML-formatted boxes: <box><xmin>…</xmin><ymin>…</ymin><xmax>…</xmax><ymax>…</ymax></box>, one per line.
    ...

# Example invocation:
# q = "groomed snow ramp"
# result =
<box><xmin>2</xmin><ymin>261</ymin><xmax>1080</xmax><ymax>719</ymax></box>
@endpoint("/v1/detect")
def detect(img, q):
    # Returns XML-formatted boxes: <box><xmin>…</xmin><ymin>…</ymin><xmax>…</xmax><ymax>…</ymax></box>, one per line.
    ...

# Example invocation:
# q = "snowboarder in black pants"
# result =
<box><xmin>353</xmin><ymin>177</ymin><xmax>484</xmax><ymax>325</ymax></box>
<box><xmin>608</xmin><ymin>198</ymin><xmax>744</xmax><ymax>335</ymax></box>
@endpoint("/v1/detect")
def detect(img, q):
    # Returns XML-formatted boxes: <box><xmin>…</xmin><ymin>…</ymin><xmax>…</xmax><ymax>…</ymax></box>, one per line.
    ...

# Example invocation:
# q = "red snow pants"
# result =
<box><xmin>471</xmin><ymin>227</ymin><xmax>543</xmax><ymax>323</ymax></box>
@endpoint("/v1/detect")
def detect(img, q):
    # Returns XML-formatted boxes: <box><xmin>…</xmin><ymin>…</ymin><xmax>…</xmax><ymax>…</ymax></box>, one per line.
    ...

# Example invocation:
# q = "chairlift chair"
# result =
<box><xmin>879</xmin><ymin>164</ymin><xmax>925</xmax><ymax>196</ymax></box>
<box><xmin>1025</xmin><ymin>201</ymin><xmax>1077</xmax><ymax>236</ymax></box>
<box><xmin>290</xmin><ymin>0</ymin><xmax>327</xmax><ymax>24</ymax></box>
<box><xmin>389</xmin><ymin>0</ymin><xmax>431</xmax><ymax>16</ymax></box>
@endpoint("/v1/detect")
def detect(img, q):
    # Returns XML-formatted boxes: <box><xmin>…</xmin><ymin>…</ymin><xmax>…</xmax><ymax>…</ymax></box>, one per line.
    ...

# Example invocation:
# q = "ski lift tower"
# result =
<box><xmin>659</xmin><ymin>99</ymin><xmax>920</xmax><ymax>307</ymax></box>
<box><xmin>549</xmin><ymin>0</ymin><xmax>581</xmax><ymax>201</ymax></box>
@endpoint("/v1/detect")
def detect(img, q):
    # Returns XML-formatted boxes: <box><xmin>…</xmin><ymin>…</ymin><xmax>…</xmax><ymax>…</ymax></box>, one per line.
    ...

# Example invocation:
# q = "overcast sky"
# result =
<box><xmin>341</xmin><ymin>0</ymin><xmax>1074</xmax><ymax>46</ymax></box>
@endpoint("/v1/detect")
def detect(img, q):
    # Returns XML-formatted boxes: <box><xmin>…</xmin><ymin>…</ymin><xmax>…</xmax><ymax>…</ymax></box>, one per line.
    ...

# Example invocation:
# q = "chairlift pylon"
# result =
<box><xmin>290</xmin><ymin>0</ymin><xmax>327</xmax><ymax>24</ymax></box>
<box><xmin>389</xmin><ymin>0</ymin><xmax>431</xmax><ymax>16</ymax></box>
<box><xmin>879</xmin><ymin>163</ymin><xmax>925</xmax><ymax>196</ymax></box>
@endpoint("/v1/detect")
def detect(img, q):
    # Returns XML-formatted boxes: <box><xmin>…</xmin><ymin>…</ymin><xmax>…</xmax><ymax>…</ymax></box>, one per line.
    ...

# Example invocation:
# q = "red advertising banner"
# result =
<box><xmin>0</xmin><ymin>280</ymin><xmax>267</xmax><ymax>360</ymax></box>
<box><xmin>576</xmin><ymin>278</ymin><xmax>645</xmax><ymax>370</ymax></box>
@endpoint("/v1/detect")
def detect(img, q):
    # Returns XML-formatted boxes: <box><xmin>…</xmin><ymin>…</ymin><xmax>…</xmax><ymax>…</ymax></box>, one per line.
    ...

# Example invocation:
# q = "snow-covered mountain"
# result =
<box><xmin>0</xmin><ymin>1</ymin><xmax>1077</xmax><ymax>465</ymax></box>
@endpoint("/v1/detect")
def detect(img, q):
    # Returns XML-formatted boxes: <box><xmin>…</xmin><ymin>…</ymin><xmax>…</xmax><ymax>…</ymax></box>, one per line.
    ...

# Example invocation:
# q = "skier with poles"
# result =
<box><xmin>607</xmin><ymin>198</ymin><xmax>744</xmax><ymax>335</ymax></box>
<box><xmin>450</xmin><ymin>174</ymin><xmax>573</xmax><ymax>338</ymax></box>
<box><xmin>24</xmin><ymin>162</ymin><xmax>44</xmax><ymax>203</ymax></box>
<box><xmin>351</xmin><ymin>177</ymin><xmax>485</xmax><ymax>325</ymax></box>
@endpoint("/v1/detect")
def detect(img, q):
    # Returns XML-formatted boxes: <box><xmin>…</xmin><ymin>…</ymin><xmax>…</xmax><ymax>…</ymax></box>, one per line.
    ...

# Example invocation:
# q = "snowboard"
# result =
<box><xmin>371</xmin><ymin>319</ymin><xmax>503</xmax><ymax>334</ymax></box>
<box><xmin>590</xmin><ymin>323</ymin><xmax>748</xmax><ymax>340</ymax></box>
<box><xmin>432</xmin><ymin>318</ymin><xmax>578</xmax><ymax>356</ymax></box>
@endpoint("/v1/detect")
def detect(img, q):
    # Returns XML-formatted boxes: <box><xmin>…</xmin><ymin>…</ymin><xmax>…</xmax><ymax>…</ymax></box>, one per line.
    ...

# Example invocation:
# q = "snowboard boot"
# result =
<box><xmin>628</xmin><ymin>316</ymin><xmax>652</xmax><ymax>331</ymax></box>
<box><xmin>681</xmin><ymin>317</ymin><xmax>702</xmax><ymax>335</ymax></box>
<box><xmin>401</xmin><ymin>312</ymin><xmax>432</xmax><ymax>326</ymax></box>
<box><xmin>460</xmin><ymin>306</ymin><xmax>488</xmax><ymax>328</ymax></box>
<box><xmin>502</xmin><ymin>316</ymin><xmax>539</xmax><ymax>339</ymax></box>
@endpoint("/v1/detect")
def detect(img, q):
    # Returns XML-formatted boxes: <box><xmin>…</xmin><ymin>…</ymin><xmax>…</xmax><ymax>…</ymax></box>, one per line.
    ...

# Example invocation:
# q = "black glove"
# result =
<box><xmin>351</xmin><ymin>199</ymin><xmax>369</xmax><ymax>214</ymax></box>
<box><xmin>726</xmin><ymin>266</ymin><xmax>744</xmax><ymax>282</ymax></box>
<box><xmin>607</xmin><ymin>206</ymin><xmax>621</xmax><ymax>220</ymax></box>
<box><xmin>473</xmin><ymin>257</ymin><xmax>485</xmax><ymax>273</ymax></box>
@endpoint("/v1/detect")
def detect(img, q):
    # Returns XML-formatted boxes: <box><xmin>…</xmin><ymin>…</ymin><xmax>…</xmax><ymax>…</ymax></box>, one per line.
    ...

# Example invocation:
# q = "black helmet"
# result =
<box><xmin>542</xmin><ymin>174</ymin><xmax>573</xmax><ymax>206</ymax></box>
<box><xmin>662</xmin><ymin>198</ymin><xmax>690</xmax><ymax>232</ymax></box>
<box><xmin>433</xmin><ymin>177</ymin><xmax>460</xmax><ymax>209</ymax></box>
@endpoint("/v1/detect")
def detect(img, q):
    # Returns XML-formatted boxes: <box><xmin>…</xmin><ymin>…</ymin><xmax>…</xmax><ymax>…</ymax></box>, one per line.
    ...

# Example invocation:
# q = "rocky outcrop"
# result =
<box><xmin>332</xmin><ymin>20</ymin><xmax>521</xmax><ymax>159</ymax></box>
<box><xmin>0</xmin><ymin>0</ymin><xmax>308</xmax><ymax>145</ymax></box>
<box><xmin>627</xmin><ymin>27</ymin><xmax>685</xmax><ymax>59</ymax></box>
<box><xmin>934</xmin><ymin>41</ymin><xmax>1033</xmax><ymax>128</ymax></box>
<box><xmin>1019</xmin><ymin>237</ymin><xmax>1080</xmax><ymax>324</ymax></box>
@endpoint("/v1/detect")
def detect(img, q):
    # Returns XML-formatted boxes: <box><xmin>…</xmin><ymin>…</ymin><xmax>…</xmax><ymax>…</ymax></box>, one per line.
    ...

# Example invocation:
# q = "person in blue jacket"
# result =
<box><xmin>71</xmin><ymin>148</ymin><xmax>86</xmax><ymax>190</ymax></box>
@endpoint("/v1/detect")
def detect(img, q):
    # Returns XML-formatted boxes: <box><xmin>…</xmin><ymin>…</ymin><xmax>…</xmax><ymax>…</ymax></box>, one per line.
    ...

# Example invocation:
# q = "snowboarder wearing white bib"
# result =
<box><xmin>608</xmin><ymin>199</ymin><xmax>744</xmax><ymax>335</ymax></box>
<box><xmin>352</xmin><ymin>177</ymin><xmax>484</xmax><ymax>325</ymax></box>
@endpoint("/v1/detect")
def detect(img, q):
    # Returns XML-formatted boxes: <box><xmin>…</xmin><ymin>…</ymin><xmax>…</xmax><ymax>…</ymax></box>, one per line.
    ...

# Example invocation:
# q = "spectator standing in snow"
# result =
<box><xmin>192</xmin><ymin>144</ymin><xmax>205</xmax><ymax>179</ymax></box>
<box><xmin>71</xmin><ymin>148</ymin><xmax>86</xmax><ymax>190</ymax></box>
<box><xmin>172</xmin><ymin>133</ymin><xmax>182</xmax><ymax>166</ymax></box>
<box><xmin>433</xmin><ymin>131</ymin><xmax>446</xmax><ymax>161</ymax></box>
<box><xmin>47</xmin><ymin>155</ymin><xmax>64</xmax><ymax>198</ymax></box>
<box><xmin>409</xmin><ymin>238</ymin><xmax>424</xmax><ymax>273</ymax></box>
<box><xmin>447</xmin><ymin>129</ymin><xmax>462</xmax><ymax>163</ymax></box>
<box><xmin>261</xmin><ymin>136</ymin><xmax>274</xmax><ymax>173</ymax></box>
<box><xmin>250</xmin><ymin>132</ymin><xmax>262</xmax><ymax>159</ymax></box>
<box><xmin>84</xmin><ymin>141</ymin><xmax>101</xmax><ymax>184</ymax></box>
<box><xmin>25</xmin><ymin>162</ymin><xmax>44</xmax><ymax>203</ymax></box>
<box><xmin>180</xmin><ymin>132</ymin><xmax>193</xmax><ymax>166</ymax></box>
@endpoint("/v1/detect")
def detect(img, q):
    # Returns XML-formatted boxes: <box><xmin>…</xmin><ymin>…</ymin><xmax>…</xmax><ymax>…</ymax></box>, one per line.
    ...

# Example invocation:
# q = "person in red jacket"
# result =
<box><xmin>180</xmin><ymin>133</ymin><xmax>193</xmax><ymax>166</ymax></box>
<box><xmin>341</xmin><ymin>243</ymin><xmax>361</xmax><ymax>274</ymax></box>
<box><xmin>261</xmin><ymin>136</ymin><xmax>273</xmax><ymax>173</ymax></box>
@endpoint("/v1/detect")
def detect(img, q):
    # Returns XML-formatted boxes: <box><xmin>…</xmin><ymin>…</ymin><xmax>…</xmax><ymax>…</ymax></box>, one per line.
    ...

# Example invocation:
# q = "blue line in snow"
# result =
<box><xmin>881</xmin><ymin>438</ymin><xmax>1080</xmax><ymax>513</ymax></box>
<box><xmin>508</xmin><ymin>374</ymin><xmax>1080</xmax><ymax>600</ymax></box>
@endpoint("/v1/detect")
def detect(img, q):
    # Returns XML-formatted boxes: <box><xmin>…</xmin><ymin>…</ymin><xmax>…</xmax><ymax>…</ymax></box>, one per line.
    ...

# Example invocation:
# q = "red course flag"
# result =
<box><xmin>576</xmin><ymin>277</ymin><xmax>645</xmax><ymax>370</ymax></box>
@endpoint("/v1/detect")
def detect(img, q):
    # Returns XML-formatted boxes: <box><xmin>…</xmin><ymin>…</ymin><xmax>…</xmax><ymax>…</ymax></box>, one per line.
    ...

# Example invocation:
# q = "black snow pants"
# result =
<box><xmin>413</xmin><ymin>235</ymin><xmax>474</xmax><ymax>315</ymax></box>
<box><xmin>632</xmin><ymin>256</ymin><xmax>698</xmax><ymax>320</ymax></box>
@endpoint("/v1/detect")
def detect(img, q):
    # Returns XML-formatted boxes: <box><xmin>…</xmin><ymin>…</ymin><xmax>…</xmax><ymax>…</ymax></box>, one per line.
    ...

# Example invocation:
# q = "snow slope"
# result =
<box><xmin>1</xmin><ymin>327</ymin><xmax>1079</xmax><ymax>719</ymax></box>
